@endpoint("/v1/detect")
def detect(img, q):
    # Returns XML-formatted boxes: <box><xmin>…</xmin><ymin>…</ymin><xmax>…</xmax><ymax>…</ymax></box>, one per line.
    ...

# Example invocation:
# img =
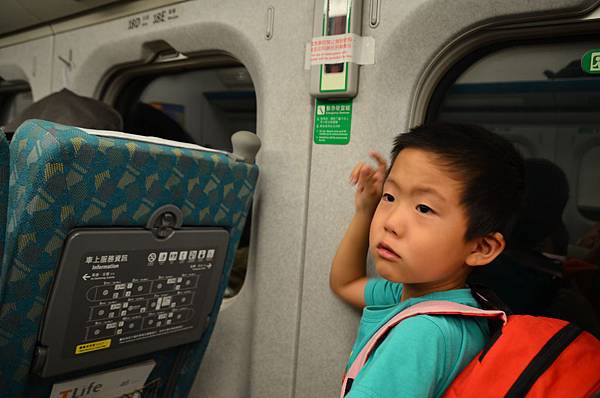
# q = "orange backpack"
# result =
<box><xmin>341</xmin><ymin>300</ymin><xmax>600</xmax><ymax>398</ymax></box>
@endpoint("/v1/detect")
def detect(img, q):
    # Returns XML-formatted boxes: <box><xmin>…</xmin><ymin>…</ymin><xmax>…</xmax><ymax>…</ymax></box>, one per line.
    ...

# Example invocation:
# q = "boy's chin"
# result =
<box><xmin>374</xmin><ymin>263</ymin><xmax>406</xmax><ymax>284</ymax></box>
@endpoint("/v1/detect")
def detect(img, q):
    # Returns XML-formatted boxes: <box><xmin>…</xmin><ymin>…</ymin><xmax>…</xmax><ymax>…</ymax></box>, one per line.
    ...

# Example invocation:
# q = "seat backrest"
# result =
<box><xmin>0</xmin><ymin>119</ymin><xmax>259</xmax><ymax>397</ymax></box>
<box><xmin>0</xmin><ymin>128</ymin><xmax>8</xmax><ymax>263</ymax></box>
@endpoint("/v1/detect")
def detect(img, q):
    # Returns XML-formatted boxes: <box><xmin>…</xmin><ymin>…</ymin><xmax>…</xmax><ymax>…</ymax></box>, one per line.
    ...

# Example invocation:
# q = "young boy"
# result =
<box><xmin>330</xmin><ymin>123</ymin><xmax>525</xmax><ymax>397</ymax></box>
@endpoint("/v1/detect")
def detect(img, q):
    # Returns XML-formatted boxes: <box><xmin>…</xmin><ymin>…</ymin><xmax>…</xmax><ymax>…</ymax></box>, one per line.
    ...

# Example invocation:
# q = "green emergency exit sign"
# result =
<box><xmin>581</xmin><ymin>50</ymin><xmax>600</xmax><ymax>74</ymax></box>
<box><xmin>314</xmin><ymin>98</ymin><xmax>353</xmax><ymax>145</ymax></box>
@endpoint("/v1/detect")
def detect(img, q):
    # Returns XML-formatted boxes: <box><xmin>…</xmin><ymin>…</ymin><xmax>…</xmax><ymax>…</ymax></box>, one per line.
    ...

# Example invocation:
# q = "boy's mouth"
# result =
<box><xmin>376</xmin><ymin>242</ymin><xmax>401</xmax><ymax>260</ymax></box>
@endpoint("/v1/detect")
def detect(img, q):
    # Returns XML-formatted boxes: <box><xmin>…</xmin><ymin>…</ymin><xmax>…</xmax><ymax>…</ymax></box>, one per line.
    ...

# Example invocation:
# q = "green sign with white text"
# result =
<box><xmin>581</xmin><ymin>50</ymin><xmax>600</xmax><ymax>74</ymax></box>
<box><xmin>314</xmin><ymin>98</ymin><xmax>353</xmax><ymax>145</ymax></box>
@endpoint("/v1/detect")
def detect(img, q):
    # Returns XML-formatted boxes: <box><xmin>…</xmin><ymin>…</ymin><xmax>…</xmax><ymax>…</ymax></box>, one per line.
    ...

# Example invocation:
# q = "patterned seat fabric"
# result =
<box><xmin>0</xmin><ymin>129</ymin><xmax>8</xmax><ymax>263</ymax></box>
<box><xmin>0</xmin><ymin>119</ymin><xmax>259</xmax><ymax>397</ymax></box>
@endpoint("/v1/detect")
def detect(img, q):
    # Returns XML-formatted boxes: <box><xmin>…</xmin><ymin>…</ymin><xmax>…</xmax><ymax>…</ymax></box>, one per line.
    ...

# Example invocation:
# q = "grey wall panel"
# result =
<box><xmin>295</xmin><ymin>0</ymin><xmax>597</xmax><ymax>397</ymax></box>
<box><xmin>0</xmin><ymin>35</ymin><xmax>53</xmax><ymax>101</ymax></box>
<box><xmin>51</xmin><ymin>1</ymin><xmax>314</xmax><ymax>397</ymax></box>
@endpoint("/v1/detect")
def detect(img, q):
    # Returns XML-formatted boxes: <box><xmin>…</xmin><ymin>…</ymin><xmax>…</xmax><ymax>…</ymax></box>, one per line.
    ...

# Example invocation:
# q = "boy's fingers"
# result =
<box><xmin>356</xmin><ymin>166</ymin><xmax>367</xmax><ymax>183</ymax></box>
<box><xmin>358</xmin><ymin>167</ymin><xmax>380</xmax><ymax>195</ymax></box>
<box><xmin>356</xmin><ymin>165</ymin><xmax>373</xmax><ymax>187</ymax></box>
<box><xmin>351</xmin><ymin>153</ymin><xmax>384</xmax><ymax>186</ymax></box>
<box><xmin>369</xmin><ymin>151</ymin><xmax>388</xmax><ymax>172</ymax></box>
<box><xmin>349</xmin><ymin>162</ymin><xmax>364</xmax><ymax>184</ymax></box>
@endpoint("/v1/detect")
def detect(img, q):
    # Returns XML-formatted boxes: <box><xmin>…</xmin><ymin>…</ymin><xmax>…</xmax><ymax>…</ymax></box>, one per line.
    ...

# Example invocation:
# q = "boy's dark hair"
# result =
<box><xmin>390</xmin><ymin>122</ymin><xmax>525</xmax><ymax>241</ymax></box>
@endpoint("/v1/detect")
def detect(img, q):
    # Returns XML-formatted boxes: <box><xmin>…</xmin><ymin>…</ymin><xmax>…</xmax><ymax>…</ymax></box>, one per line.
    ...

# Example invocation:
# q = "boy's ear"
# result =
<box><xmin>466</xmin><ymin>232</ymin><xmax>505</xmax><ymax>267</ymax></box>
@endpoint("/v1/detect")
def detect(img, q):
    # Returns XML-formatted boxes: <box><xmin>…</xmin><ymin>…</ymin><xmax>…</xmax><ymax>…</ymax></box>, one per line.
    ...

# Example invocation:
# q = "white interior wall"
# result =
<box><xmin>0</xmin><ymin>35</ymin><xmax>54</xmax><ymax>102</ymax></box>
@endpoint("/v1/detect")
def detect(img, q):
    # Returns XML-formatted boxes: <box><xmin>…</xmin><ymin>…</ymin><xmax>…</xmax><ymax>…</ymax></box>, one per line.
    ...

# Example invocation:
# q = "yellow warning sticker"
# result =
<box><xmin>75</xmin><ymin>339</ymin><xmax>111</xmax><ymax>355</ymax></box>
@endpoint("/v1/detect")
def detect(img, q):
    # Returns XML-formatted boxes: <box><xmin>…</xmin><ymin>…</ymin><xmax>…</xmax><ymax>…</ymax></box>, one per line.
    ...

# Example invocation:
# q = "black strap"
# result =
<box><xmin>469</xmin><ymin>284</ymin><xmax>513</xmax><ymax>314</ymax></box>
<box><xmin>505</xmin><ymin>323</ymin><xmax>582</xmax><ymax>398</ymax></box>
<box><xmin>344</xmin><ymin>378</ymin><xmax>354</xmax><ymax>396</ymax></box>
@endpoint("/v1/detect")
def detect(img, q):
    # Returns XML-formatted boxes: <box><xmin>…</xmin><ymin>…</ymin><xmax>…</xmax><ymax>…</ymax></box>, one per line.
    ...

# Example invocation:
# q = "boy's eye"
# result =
<box><xmin>382</xmin><ymin>193</ymin><xmax>395</xmax><ymax>202</ymax></box>
<box><xmin>416</xmin><ymin>204</ymin><xmax>433</xmax><ymax>214</ymax></box>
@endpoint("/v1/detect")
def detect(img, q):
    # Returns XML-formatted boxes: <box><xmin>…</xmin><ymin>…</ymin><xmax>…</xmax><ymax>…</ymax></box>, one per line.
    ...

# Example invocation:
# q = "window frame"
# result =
<box><xmin>98</xmin><ymin>51</ymin><xmax>242</xmax><ymax>105</ymax></box>
<box><xmin>97</xmin><ymin>50</ymin><xmax>257</xmax><ymax>299</ymax></box>
<box><xmin>411</xmin><ymin>18</ymin><xmax>600</xmax><ymax>127</ymax></box>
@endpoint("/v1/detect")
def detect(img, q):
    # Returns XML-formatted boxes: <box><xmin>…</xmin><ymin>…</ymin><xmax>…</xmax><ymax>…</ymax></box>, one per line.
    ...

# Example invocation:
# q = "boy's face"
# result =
<box><xmin>369</xmin><ymin>148</ymin><xmax>476</xmax><ymax>286</ymax></box>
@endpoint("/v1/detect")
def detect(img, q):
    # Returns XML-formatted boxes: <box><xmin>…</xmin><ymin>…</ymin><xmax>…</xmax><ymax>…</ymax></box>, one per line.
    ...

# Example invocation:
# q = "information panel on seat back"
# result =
<box><xmin>38</xmin><ymin>227</ymin><xmax>229</xmax><ymax>377</ymax></box>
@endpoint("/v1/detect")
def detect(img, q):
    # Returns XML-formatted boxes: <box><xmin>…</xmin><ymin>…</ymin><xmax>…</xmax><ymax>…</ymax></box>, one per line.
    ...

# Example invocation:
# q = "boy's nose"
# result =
<box><xmin>383</xmin><ymin>206</ymin><xmax>406</xmax><ymax>237</ymax></box>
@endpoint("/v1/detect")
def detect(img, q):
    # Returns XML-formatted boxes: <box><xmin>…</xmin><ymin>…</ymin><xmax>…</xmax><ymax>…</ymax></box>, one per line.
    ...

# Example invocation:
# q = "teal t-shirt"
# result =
<box><xmin>346</xmin><ymin>279</ymin><xmax>489</xmax><ymax>398</ymax></box>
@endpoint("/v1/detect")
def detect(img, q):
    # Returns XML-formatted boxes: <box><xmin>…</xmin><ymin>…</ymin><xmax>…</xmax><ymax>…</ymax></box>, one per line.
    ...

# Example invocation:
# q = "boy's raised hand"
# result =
<box><xmin>331</xmin><ymin>151</ymin><xmax>387</xmax><ymax>308</ymax></box>
<box><xmin>350</xmin><ymin>151</ymin><xmax>388</xmax><ymax>215</ymax></box>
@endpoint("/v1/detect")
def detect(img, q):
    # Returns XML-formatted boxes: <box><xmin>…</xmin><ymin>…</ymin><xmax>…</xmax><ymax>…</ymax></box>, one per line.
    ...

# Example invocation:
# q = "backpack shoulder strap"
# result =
<box><xmin>340</xmin><ymin>300</ymin><xmax>507</xmax><ymax>398</ymax></box>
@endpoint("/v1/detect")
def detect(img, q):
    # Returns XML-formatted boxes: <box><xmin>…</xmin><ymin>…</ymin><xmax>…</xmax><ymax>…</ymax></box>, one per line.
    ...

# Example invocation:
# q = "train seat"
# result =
<box><xmin>0</xmin><ymin>119</ymin><xmax>259</xmax><ymax>397</ymax></box>
<box><xmin>0</xmin><ymin>129</ymin><xmax>8</xmax><ymax>264</ymax></box>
